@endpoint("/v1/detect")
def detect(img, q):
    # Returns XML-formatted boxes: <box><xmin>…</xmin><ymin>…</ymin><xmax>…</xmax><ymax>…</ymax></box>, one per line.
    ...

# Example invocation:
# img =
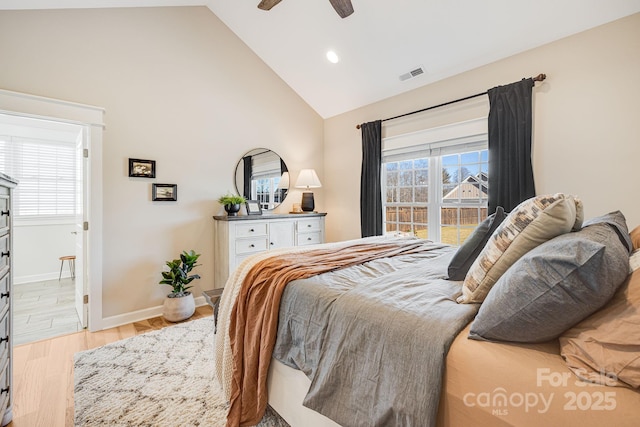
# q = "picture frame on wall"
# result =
<box><xmin>152</xmin><ymin>184</ymin><xmax>177</xmax><ymax>201</ymax></box>
<box><xmin>245</xmin><ymin>200</ymin><xmax>262</xmax><ymax>215</ymax></box>
<box><xmin>129</xmin><ymin>158</ymin><xmax>156</xmax><ymax>178</ymax></box>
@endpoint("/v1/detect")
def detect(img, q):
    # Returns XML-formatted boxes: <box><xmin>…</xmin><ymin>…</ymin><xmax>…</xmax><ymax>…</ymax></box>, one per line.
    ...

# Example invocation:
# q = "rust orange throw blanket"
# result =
<box><xmin>226</xmin><ymin>240</ymin><xmax>430</xmax><ymax>427</ymax></box>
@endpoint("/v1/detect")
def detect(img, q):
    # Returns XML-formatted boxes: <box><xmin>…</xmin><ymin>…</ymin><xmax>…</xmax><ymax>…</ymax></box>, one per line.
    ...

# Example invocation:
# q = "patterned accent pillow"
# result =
<box><xmin>458</xmin><ymin>193</ymin><xmax>583</xmax><ymax>304</ymax></box>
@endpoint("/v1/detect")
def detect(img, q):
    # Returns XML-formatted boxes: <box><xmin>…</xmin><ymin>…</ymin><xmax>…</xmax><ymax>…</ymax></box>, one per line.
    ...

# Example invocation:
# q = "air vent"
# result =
<box><xmin>399</xmin><ymin>66</ymin><xmax>425</xmax><ymax>82</ymax></box>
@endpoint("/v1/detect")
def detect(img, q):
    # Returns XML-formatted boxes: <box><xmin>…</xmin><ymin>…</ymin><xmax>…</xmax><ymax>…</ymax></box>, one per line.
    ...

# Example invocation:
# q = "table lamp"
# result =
<box><xmin>295</xmin><ymin>169</ymin><xmax>322</xmax><ymax>212</ymax></box>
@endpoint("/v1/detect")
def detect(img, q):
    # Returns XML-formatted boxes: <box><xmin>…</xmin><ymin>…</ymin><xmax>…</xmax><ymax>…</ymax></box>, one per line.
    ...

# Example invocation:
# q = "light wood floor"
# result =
<box><xmin>8</xmin><ymin>305</ymin><xmax>213</xmax><ymax>427</ymax></box>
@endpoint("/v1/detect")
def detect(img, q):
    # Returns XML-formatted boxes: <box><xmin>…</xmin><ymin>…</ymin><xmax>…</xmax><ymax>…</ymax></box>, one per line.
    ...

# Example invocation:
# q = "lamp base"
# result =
<box><xmin>301</xmin><ymin>192</ymin><xmax>315</xmax><ymax>212</ymax></box>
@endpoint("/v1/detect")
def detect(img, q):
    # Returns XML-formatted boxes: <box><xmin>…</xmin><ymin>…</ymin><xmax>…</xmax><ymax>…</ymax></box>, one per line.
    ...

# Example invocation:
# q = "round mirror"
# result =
<box><xmin>234</xmin><ymin>148</ymin><xmax>289</xmax><ymax>211</ymax></box>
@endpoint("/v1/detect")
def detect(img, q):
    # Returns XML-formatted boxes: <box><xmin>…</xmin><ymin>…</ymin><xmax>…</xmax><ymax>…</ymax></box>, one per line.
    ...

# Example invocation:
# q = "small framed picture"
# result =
<box><xmin>245</xmin><ymin>200</ymin><xmax>262</xmax><ymax>215</ymax></box>
<box><xmin>152</xmin><ymin>184</ymin><xmax>177</xmax><ymax>201</ymax></box>
<box><xmin>129</xmin><ymin>158</ymin><xmax>156</xmax><ymax>178</ymax></box>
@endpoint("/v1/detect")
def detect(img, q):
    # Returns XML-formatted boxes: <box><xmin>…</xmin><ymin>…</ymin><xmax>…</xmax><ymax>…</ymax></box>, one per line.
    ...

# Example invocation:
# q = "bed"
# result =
<box><xmin>214</xmin><ymin>194</ymin><xmax>640</xmax><ymax>427</ymax></box>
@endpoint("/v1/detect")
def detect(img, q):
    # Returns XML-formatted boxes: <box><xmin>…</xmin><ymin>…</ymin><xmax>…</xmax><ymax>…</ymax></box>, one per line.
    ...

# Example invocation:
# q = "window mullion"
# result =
<box><xmin>429</xmin><ymin>156</ymin><xmax>441</xmax><ymax>243</ymax></box>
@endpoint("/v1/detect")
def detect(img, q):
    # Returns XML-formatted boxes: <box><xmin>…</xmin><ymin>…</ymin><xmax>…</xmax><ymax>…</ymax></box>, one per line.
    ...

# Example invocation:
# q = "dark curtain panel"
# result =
<box><xmin>242</xmin><ymin>155</ymin><xmax>252</xmax><ymax>199</ymax></box>
<box><xmin>279</xmin><ymin>158</ymin><xmax>288</xmax><ymax>200</ymax></box>
<box><xmin>360</xmin><ymin>120</ymin><xmax>383</xmax><ymax>237</ymax></box>
<box><xmin>487</xmin><ymin>78</ymin><xmax>536</xmax><ymax>214</ymax></box>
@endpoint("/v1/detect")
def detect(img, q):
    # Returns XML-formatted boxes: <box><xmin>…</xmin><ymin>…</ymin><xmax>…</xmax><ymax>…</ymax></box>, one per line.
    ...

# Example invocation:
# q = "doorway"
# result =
<box><xmin>0</xmin><ymin>88</ymin><xmax>104</xmax><ymax>334</ymax></box>
<box><xmin>0</xmin><ymin>113</ymin><xmax>87</xmax><ymax>344</ymax></box>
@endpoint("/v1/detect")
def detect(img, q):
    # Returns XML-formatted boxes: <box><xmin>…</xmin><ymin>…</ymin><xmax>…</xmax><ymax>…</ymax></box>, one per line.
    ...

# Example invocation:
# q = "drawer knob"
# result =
<box><xmin>249</xmin><ymin>244</ymin><xmax>255</xmax><ymax>248</ymax></box>
<box><xmin>0</xmin><ymin>251</ymin><xmax>8</xmax><ymax>258</ymax></box>
<box><xmin>0</xmin><ymin>336</ymin><xmax>7</xmax><ymax>344</ymax></box>
<box><xmin>307</xmin><ymin>237</ymin><xmax>312</xmax><ymax>241</ymax></box>
<box><xmin>307</xmin><ymin>224</ymin><xmax>312</xmax><ymax>228</ymax></box>
<box><xmin>0</xmin><ymin>292</ymin><xmax>8</xmax><ymax>299</ymax></box>
<box><xmin>249</xmin><ymin>228</ymin><xmax>255</xmax><ymax>232</ymax></box>
<box><xmin>0</xmin><ymin>387</ymin><xmax>8</xmax><ymax>395</ymax></box>
<box><xmin>270</xmin><ymin>242</ymin><xmax>274</xmax><ymax>246</ymax></box>
<box><xmin>0</xmin><ymin>210</ymin><xmax>8</xmax><ymax>216</ymax></box>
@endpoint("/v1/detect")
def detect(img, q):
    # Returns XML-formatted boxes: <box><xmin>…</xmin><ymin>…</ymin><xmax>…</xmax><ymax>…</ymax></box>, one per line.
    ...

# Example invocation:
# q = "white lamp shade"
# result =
<box><xmin>277</xmin><ymin>171</ymin><xmax>290</xmax><ymax>189</ymax></box>
<box><xmin>295</xmin><ymin>169</ymin><xmax>322</xmax><ymax>189</ymax></box>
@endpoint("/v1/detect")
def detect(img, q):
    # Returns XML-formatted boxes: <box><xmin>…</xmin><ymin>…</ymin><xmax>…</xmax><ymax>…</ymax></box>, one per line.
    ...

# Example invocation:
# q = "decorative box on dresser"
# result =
<box><xmin>0</xmin><ymin>173</ymin><xmax>16</xmax><ymax>426</ymax></box>
<box><xmin>212</xmin><ymin>212</ymin><xmax>326</xmax><ymax>288</ymax></box>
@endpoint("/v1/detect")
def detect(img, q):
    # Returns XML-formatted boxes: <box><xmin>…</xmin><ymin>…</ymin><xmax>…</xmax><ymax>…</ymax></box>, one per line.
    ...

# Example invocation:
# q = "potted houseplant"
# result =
<box><xmin>159</xmin><ymin>250</ymin><xmax>201</xmax><ymax>322</ymax></box>
<box><xmin>218</xmin><ymin>192</ymin><xmax>246</xmax><ymax>216</ymax></box>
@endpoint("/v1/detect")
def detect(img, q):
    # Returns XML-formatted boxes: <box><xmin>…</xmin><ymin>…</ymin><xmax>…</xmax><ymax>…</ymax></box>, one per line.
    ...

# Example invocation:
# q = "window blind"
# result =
<box><xmin>382</xmin><ymin>117</ymin><xmax>488</xmax><ymax>163</ymax></box>
<box><xmin>0</xmin><ymin>135</ymin><xmax>76</xmax><ymax>218</ymax></box>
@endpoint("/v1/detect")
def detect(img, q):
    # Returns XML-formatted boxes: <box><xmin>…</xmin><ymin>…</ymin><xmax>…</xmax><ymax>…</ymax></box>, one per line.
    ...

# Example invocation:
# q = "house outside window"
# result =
<box><xmin>382</xmin><ymin>118</ymin><xmax>488</xmax><ymax>245</ymax></box>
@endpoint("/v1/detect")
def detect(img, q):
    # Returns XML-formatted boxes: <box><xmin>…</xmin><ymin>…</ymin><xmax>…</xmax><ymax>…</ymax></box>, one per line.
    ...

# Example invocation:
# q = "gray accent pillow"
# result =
<box><xmin>447</xmin><ymin>206</ymin><xmax>506</xmax><ymax>281</ymax></box>
<box><xmin>459</xmin><ymin>194</ymin><xmax>583</xmax><ymax>304</ymax></box>
<box><xmin>469</xmin><ymin>211</ymin><xmax>632</xmax><ymax>343</ymax></box>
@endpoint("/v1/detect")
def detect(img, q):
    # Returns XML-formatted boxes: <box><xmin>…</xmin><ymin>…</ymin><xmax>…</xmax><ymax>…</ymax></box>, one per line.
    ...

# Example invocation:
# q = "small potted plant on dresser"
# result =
<box><xmin>218</xmin><ymin>192</ymin><xmax>246</xmax><ymax>216</ymax></box>
<box><xmin>159</xmin><ymin>250</ymin><xmax>201</xmax><ymax>322</ymax></box>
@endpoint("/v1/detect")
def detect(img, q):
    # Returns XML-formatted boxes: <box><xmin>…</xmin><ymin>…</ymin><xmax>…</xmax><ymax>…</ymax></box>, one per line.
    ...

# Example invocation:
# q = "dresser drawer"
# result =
<box><xmin>297</xmin><ymin>232</ymin><xmax>322</xmax><ymax>246</ymax></box>
<box><xmin>297</xmin><ymin>219</ymin><xmax>322</xmax><ymax>233</ymax></box>
<box><xmin>235</xmin><ymin>223</ymin><xmax>268</xmax><ymax>238</ymax></box>
<box><xmin>0</xmin><ymin>356</ymin><xmax>9</xmax><ymax>419</ymax></box>
<box><xmin>235</xmin><ymin>237</ymin><xmax>268</xmax><ymax>255</ymax></box>
<box><xmin>214</xmin><ymin>213</ymin><xmax>325</xmax><ymax>289</ymax></box>
<box><xmin>0</xmin><ymin>197</ymin><xmax>8</xmax><ymax>232</ymax></box>
<box><xmin>0</xmin><ymin>312</ymin><xmax>8</xmax><ymax>364</ymax></box>
<box><xmin>0</xmin><ymin>235</ymin><xmax>8</xmax><ymax>273</ymax></box>
<box><xmin>0</xmin><ymin>274</ymin><xmax>8</xmax><ymax>319</ymax></box>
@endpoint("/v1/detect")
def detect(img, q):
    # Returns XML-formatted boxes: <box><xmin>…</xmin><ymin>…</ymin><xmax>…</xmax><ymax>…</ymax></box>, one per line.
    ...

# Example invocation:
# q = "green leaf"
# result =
<box><xmin>159</xmin><ymin>249</ymin><xmax>202</xmax><ymax>293</ymax></box>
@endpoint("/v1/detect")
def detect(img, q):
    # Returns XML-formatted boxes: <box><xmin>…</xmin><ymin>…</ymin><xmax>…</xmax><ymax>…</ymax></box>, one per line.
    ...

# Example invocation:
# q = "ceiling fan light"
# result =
<box><xmin>326</xmin><ymin>50</ymin><xmax>340</xmax><ymax>64</ymax></box>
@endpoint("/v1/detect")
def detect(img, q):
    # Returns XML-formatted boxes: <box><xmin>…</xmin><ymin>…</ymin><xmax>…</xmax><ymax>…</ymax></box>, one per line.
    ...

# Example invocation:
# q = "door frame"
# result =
<box><xmin>0</xmin><ymin>88</ymin><xmax>104</xmax><ymax>332</ymax></box>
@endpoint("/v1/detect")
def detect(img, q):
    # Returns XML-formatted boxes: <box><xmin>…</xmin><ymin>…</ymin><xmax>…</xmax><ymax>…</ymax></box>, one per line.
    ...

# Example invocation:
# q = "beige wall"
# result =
<box><xmin>0</xmin><ymin>7</ymin><xmax>324</xmax><ymax>319</ymax></box>
<box><xmin>1</xmin><ymin>7</ymin><xmax>638</xmax><ymax>324</ymax></box>
<box><xmin>324</xmin><ymin>13</ymin><xmax>640</xmax><ymax>243</ymax></box>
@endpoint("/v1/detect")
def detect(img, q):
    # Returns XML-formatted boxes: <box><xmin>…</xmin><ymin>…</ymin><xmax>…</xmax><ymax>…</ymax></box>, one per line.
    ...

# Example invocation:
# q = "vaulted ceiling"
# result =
<box><xmin>2</xmin><ymin>0</ymin><xmax>639</xmax><ymax>118</ymax></box>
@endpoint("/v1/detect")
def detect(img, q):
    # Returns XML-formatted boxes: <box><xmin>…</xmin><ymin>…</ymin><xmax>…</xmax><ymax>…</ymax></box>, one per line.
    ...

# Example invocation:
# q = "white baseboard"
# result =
<box><xmin>100</xmin><ymin>296</ymin><xmax>207</xmax><ymax>330</ymax></box>
<box><xmin>14</xmin><ymin>271</ymin><xmax>69</xmax><ymax>284</ymax></box>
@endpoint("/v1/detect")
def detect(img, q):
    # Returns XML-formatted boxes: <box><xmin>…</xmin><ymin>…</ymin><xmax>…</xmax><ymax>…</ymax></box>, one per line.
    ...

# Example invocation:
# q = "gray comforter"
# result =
<box><xmin>272</xmin><ymin>243</ymin><xmax>479</xmax><ymax>427</ymax></box>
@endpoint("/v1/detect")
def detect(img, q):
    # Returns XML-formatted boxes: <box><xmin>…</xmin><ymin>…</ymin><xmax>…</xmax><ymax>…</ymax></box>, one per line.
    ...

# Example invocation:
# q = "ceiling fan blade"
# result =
<box><xmin>328</xmin><ymin>0</ymin><xmax>354</xmax><ymax>18</ymax></box>
<box><xmin>258</xmin><ymin>0</ymin><xmax>282</xmax><ymax>11</ymax></box>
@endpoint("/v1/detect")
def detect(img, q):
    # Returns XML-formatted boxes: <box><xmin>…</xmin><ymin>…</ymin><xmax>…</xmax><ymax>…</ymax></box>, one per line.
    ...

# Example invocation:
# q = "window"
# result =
<box><xmin>252</xmin><ymin>174</ymin><xmax>284</xmax><ymax>210</ymax></box>
<box><xmin>248</xmin><ymin>150</ymin><xmax>285</xmax><ymax>210</ymax></box>
<box><xmin>382</xmin><ymin>119</ymin><xmax>488</xmax><ymax>245</ymax></box>
<box><xmin>440</xmin><ymin>150</ymin><xmax>488</xmax><ymax>244</ymax></box>
<box><xmin>0</xmin><ymin>135</ymin><xmax>77</xmax><ymax>220</ymax></box>
<box><xmin>384</xmin><ymin>158</ymin><xmax>429</xmax><ymax>238</ymax></box>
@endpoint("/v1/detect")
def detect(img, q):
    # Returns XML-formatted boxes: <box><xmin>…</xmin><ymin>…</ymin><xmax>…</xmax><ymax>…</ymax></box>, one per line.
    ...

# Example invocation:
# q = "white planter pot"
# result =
<box><xmin>162</xmin><ymin>292</ymin><xmax>195</xmax><ymax>322</ymax></box>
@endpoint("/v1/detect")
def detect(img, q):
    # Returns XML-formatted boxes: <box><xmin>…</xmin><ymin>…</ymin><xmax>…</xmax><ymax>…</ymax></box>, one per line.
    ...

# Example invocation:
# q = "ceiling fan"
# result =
<box><xmin>258</xmin><ymin>0</ymin><xmax>354</xmax><ymax>19</ymax></box>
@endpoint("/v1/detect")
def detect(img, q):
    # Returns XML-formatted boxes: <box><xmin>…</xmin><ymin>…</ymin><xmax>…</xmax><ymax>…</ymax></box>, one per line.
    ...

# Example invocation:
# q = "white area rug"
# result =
<box><xmin>74</xmin><ymin>317</ymin><xmax>288</xmax><ymax>426</ymax></box>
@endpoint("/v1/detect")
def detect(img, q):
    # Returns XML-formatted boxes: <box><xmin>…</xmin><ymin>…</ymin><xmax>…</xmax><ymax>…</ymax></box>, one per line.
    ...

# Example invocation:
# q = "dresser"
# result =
<box><xmin>213</xmin><ymin>213</ymin><xmax>326</xmax><ymax>288</ymax></box>
<box><xmin>0</xmin><ymin>173</ymin><xmax>16</xmax><ymax>426</ymax></box>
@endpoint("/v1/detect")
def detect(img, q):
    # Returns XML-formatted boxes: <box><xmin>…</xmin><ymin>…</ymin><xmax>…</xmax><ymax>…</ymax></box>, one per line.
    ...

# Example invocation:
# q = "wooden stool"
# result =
<box><xmin>59</xmin><ymin>255</ymin><xmax>76</xmax><ymax>280</ymax></box>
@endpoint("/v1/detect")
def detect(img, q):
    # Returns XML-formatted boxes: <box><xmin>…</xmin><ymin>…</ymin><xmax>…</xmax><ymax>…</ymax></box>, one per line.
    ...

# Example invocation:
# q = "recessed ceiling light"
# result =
<box><xmin>326</xmin><ymin>50</ymin><xmax>340</xmax><ymax>64</ymax></box>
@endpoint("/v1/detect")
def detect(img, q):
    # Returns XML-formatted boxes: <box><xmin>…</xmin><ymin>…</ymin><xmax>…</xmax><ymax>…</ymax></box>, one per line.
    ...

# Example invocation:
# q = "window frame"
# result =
<box><xmin>381</xmin><ymin>118</ymin><xmax>488</xmax><ymax>244</ymax></box>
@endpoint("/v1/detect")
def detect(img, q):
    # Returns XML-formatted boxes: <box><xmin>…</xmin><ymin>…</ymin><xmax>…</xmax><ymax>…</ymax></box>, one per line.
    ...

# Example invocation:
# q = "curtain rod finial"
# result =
<box><xmin>533</xmin><ymin>73</ymin><xmax>546</xmax><ymax>82</ymax></box>
<box><xmin>356</xmin><ymin>124</ymin><xmax>361</xmax><ymax>129</ymax></box>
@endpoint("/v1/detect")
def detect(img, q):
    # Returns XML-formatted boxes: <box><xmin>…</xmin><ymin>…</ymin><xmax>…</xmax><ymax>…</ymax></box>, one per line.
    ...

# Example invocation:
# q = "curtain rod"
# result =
<box><xmin>356</xmin><ymin>73</ymin><xmax>546</xmax><ymax>129</ymax></box>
